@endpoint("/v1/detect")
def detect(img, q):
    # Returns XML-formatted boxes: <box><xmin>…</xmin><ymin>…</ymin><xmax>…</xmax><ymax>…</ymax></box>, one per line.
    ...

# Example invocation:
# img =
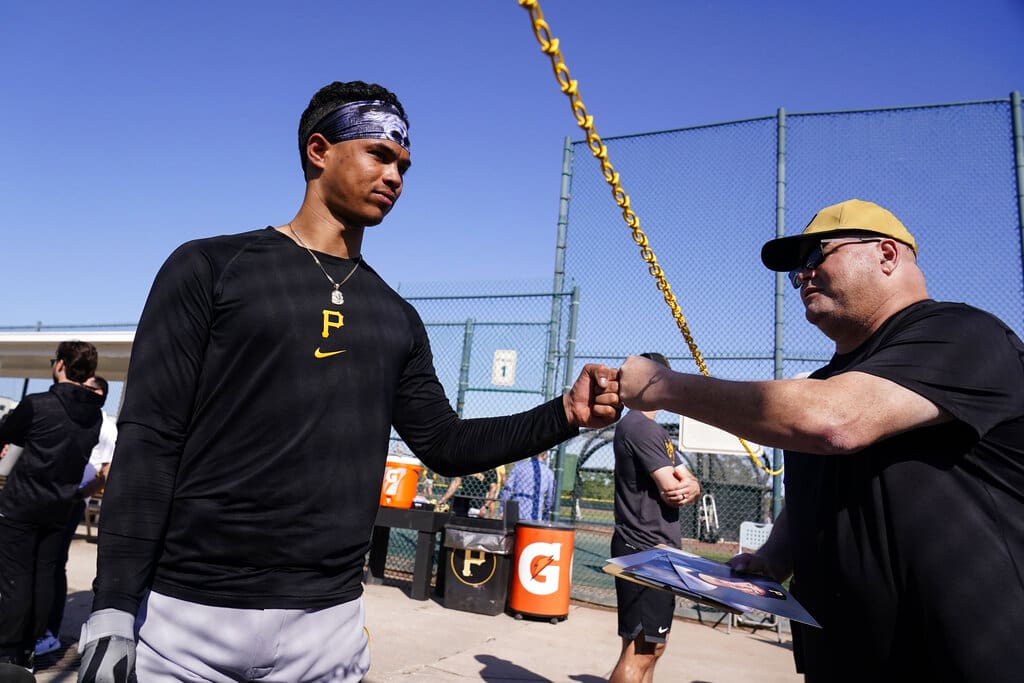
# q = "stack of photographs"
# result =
<box><xmin>603</xmin><ymin>545</ymin><xmax>819</xmax><ymax>627</ymax></box>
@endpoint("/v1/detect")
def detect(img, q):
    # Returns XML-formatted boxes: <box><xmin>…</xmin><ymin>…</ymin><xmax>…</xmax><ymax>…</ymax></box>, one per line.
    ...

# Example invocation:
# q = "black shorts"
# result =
<box><xmin>612</xmin><ymin>534</ymin><xmax>675</xmax><ymax>644</ymax></box>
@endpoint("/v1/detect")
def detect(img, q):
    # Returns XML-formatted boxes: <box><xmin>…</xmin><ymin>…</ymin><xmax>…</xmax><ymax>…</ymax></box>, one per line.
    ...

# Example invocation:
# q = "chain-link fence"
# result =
<box><xmin>5</xmin><ymin>95</ymin><xmax>1021</xmax><ymax>619</ymax></box>
<box><xmin>379</xmin><ymin>282</ymin><xmax>579</xmax><ymax>578</ymax></box>
<box><xmin>554</xmin><ymin>94</ymin><xmax>1023</xmax><ymax>613</ymax></box>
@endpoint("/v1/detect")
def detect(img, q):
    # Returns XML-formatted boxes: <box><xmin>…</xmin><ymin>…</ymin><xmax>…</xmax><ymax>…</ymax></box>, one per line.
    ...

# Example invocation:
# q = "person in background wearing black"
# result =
<box><xmin>35</xmin><ymin>375</ymin><xmax>117</xmax><ymax>660</ymax></box>
<box><xmin>0</xmin><ymin>341</ymin><xmax>103</xmax><ymax>672</ymax></box>
<box><xmin>610</xmin><ymin>352</ymin><xmax>700</xmax><ymax>683</ymax></box>
<box><xmin>77</xmin><ymin>80</ymin><xmax>619</xmax><ymax>683</ymax></box>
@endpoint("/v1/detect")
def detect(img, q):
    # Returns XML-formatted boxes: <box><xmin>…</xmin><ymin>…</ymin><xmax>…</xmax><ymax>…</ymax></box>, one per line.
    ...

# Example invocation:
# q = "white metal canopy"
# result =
<box><xmin>0</xmin><ymin>331</ymin><xmax>135</xmax><ymax>382</ymax></box>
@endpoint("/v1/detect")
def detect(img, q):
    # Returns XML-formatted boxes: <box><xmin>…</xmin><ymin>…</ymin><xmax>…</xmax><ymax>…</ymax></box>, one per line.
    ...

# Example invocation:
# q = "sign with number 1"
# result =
<box><xmin>492</xmin><ymin>349</ymin><xmax>517</xmax><ymax>386</ymax></box>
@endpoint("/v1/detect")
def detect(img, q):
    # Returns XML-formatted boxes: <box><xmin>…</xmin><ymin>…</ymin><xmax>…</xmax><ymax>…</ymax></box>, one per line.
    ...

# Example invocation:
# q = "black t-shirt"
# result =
<box><xmin>784</xmin><ymin>300</ymin><xmax>1024</xmax><ymax>681</ymax></box>
<box><xmin>95</xmin><ymin>228</ymin><xmax>576</xmax><ymax>613</ymax></box>
<box><xmin>613</xmin><ymin>409</ymin><xmax>682</xmax><ymax>550</ymax></box>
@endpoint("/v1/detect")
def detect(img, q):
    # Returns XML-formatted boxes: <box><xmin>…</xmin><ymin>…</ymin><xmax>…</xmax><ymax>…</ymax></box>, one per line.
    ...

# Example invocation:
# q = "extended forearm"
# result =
<box><xmin>92</xmin><ymin>422</ymin><xmax>180</xmax><ymax>614</ymax></box>
<box><xmin>647</xmin><ymin>373</ymin><xmax>831</xmax><ymax>452</ymax></box>
<box><xmin>411</xmin><ymin>398</ymin><xmax>576</xmax><ymax>477</ymax></box>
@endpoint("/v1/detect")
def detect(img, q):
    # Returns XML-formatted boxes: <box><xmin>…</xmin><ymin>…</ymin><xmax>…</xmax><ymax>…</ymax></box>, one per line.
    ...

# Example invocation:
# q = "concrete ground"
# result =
<box><xmin>33</xmin><ymin>531</ymin><xmax>802</xmax><ymax>682</ymax></box>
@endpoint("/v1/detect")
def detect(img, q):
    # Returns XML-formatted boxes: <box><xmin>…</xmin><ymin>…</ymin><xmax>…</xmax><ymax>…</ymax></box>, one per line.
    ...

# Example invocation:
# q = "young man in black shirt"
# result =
<box><xmin>78</xmin><ymin>81</ymin><xmax>619</xmax><ymax>683</ymax></box>
<box><xmin>619</xmin><ymin>199</ymin><xmax>1024</xmax><ymax>682</ymax></box>
<box><xmin>610</xmin><ymin>352</ymin><xmax>699</xmax><ymax>683</ymax></box>
<box><xmin>0</xmin><ymin>341</ymin><xmax>103</xmax><ymax>672</ymax></box>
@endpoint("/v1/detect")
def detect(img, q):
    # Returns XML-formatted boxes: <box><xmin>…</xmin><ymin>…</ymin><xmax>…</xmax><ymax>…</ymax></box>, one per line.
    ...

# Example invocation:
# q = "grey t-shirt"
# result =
<box><xmin>613</xmin><ymin>409</ymin><xmax>682</xmax><ymax>549</ymax></box>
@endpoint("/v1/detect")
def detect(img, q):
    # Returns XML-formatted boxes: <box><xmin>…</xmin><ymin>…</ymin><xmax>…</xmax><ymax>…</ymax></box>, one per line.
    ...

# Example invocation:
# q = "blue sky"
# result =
<box><xmin>1</xmin><ymin>0</ymin><xmax>1022</xmax><ymax>404</ymax></box>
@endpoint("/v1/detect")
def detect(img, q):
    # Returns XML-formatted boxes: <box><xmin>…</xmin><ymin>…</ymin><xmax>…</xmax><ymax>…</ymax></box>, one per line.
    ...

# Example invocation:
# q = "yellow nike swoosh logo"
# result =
<box><xmin>314</xmin><ymin>348</ymin><xmax>346</xmax><ymax>359</ymax></box>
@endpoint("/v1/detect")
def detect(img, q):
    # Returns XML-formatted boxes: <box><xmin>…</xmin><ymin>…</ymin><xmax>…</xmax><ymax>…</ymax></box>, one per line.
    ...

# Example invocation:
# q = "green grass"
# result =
<box><xmin>690</xmin><ymin>546</ymin><xmax>735</xmax><ymax>564</ymax></box>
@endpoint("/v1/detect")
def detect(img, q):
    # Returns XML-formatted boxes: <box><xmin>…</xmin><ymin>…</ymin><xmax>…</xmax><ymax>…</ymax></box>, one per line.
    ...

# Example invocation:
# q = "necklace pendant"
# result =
<box><xmin>331</xmin><ymin>288</ymin><xmax>344</xmax><ymax>305</ymax></box>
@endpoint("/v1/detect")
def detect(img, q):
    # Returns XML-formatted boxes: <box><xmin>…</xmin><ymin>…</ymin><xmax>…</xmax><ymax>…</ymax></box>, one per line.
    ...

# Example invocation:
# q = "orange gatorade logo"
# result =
<box><xmin>516</xmin><ymin>541</ymin><xmax>563</xmax><ymax>596</ymax></box>
<box><xmin>381</xmin><ymin>467</ymin><xmax>405</xmax><ymax>497</ymax></box>
<box><xmin>315</xmin><ymin>309</ymin><xmax>346</xmax><ymax>359</ymax></box>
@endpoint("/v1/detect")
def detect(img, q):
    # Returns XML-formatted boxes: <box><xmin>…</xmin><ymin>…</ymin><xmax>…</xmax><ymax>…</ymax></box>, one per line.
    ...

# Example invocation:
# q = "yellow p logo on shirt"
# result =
<box><xmin>321</xmin><ymin>310</ymin><xmax>344</xmax><ymax>338</ymax></box>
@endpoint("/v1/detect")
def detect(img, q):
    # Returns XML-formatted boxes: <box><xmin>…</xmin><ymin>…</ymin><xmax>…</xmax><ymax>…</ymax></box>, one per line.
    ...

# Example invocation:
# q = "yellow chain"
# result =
<box><xmin>518</xmin><ymin>0</ymin><xmax>782</xmax><ymax>476</ymax></box>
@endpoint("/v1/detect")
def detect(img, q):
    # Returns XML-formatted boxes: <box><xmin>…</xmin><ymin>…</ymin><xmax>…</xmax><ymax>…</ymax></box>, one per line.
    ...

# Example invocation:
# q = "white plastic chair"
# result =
<box><xmin>728</xmin><ymin>521</ymin><xmax>783</xmax><ymax>642</ymax></box>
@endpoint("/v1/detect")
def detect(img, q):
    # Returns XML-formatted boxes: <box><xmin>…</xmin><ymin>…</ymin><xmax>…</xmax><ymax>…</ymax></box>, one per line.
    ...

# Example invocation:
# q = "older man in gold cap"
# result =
<box><xmin>619</xmin><ymin>199</ymin><xmax>1024</xmax><ymax>682</ymax></box>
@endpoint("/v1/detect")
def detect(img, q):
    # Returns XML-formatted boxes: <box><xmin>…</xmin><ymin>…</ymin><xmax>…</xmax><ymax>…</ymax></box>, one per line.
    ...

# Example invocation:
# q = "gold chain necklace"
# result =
<box><xmin>287</xmin><ymin>224</ymin><xmax>361</xmax><ymax>305</ymax></box>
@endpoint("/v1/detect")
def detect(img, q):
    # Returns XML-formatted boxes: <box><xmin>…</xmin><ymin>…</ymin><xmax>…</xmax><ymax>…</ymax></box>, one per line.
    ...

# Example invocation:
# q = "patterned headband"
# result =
<box><xmin>311</xmin><ymin>100</ymin><xmax>410</xmax><ymax>151</ymax></box>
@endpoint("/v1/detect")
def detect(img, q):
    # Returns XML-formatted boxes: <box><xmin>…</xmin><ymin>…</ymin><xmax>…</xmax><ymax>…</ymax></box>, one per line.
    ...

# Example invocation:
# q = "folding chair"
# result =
<box><xmin>697</xmin><ymin>492</ymin><xmax>720</xmax><ymax>543</ymax></box>
<box><xmin>728</xmin><ymin>521</ymin><xmax>783</xmax><ymax>642</ymax></box>
<box><xmin>84</xmin><ymin>489</ymin><xmax>104</xmax><ymax>539</ymax></box>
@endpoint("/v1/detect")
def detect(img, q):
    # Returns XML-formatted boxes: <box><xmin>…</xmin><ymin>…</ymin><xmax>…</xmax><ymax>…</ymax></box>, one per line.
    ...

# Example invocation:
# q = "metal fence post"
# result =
<box><xmin>455</xmin><ymin>319</ymin><xmax>475</xmax><ymax>418</ymax></box>
<box><xmin>1012</xmin><ymin>91</ymin><xmax>1024</xmax><ymax>298</ymax></box>
<box><xmin>771</xmin><ymin>108</ymin><xmax>787</xmax><ymax>520</ymax></box>
<box><xmin>545</xmin><ymin>136</ymin><xmax>575</xmax><ymax>402</ymax></box>
<box><xmin>552</xmin><ymin>286</ymin><xmax>580</xmax><ymax>523</ymax></box>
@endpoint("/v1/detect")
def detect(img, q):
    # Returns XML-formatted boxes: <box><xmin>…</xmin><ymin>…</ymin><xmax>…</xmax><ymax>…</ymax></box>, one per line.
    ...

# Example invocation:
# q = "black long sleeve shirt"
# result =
<box><xmin>95</xmin><ymin>228</ymin><xmax>575</xmax><ymax>614</ymax></box>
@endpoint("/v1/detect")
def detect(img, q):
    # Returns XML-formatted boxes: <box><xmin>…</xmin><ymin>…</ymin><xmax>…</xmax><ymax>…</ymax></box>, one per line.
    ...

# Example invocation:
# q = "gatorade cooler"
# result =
<box><xmin>379</xmin><ymin>456</ymin><xmax>423</xmax><ymax>508</ymax></box>
<box><xmin>508</xmin><ymin>522</ymin><xmax>575</xmax><ymax>623</ymax></box>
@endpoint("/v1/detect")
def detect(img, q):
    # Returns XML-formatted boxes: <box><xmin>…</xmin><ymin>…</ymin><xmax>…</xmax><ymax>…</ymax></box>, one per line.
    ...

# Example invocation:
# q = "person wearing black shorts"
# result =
<box><xmin>610</xmin><ymin>352</ymin><xmax>700</xmax><ymax>683</ymax></box>
<box><xmin>76</xmin><ymin>80</ymin><xmax>621</xmax><ymax>683</ymax></box>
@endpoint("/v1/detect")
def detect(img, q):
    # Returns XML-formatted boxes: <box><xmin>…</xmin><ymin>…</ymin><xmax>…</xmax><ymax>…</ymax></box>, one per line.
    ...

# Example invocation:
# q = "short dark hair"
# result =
<box><xmin>640</xmin><ymin>352</ymin><xmax>671</xmax><ymax>369</ymax></box>
<box><xmin>56</xmin><ymin>341</ymin><xmax>98</xmax><ymax>383</ymax></box>
<box><xmin>297</xmin><ymin>80</ymin><xmax>408</xmax><ymax>177</ymax></box>
<box><xmin>89</xmin><ymin>375</ymin><xmax>109</xmax><ymax>395</ymax></box>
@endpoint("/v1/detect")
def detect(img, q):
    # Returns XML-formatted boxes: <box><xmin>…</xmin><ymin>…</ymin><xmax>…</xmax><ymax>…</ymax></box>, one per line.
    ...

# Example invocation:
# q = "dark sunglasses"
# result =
<box><xmin>49</xmin><ymin>358</ymin><xmax>59</xmax><ymax>367</ymax></box>
<box><xmin>788</xmin><ymin>238</ymin><xmax>882</xmax><ymax>288</ymax></box>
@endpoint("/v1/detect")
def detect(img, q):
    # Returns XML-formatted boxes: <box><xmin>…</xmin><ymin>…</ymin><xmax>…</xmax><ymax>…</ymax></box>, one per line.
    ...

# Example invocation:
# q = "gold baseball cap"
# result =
<box><xmin>761</xmin><ymin>198</ymin><xmax>918</xmax><ymax>271</ymax></box>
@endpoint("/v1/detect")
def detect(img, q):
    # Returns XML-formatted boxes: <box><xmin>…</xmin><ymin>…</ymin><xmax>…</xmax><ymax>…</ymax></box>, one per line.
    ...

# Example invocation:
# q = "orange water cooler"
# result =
<box><xmin>507</xmin><ymin>522</ymin><xmax>575</xmax><ymax>623</ymax></box>
<box><xmin>379</xmin><ymin>455</ymin><xmax>423</xmax><ymax>508</ymax></box>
